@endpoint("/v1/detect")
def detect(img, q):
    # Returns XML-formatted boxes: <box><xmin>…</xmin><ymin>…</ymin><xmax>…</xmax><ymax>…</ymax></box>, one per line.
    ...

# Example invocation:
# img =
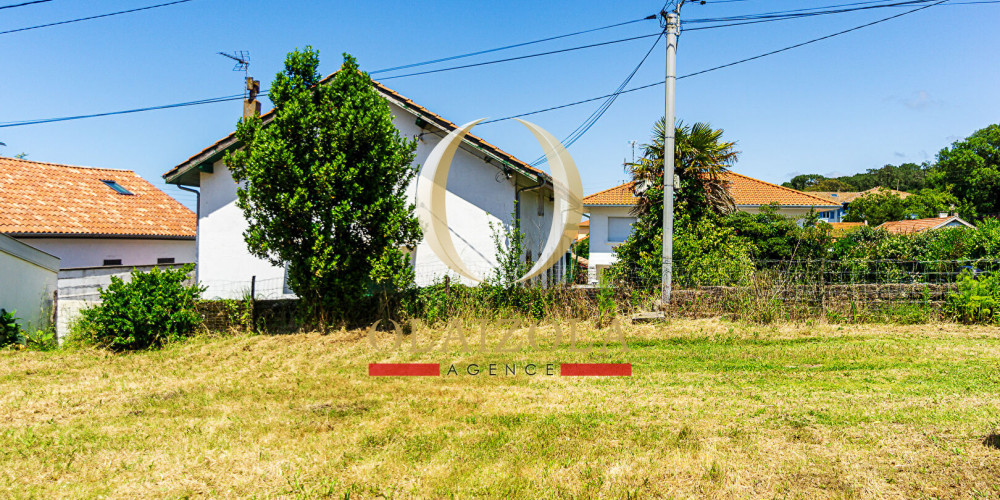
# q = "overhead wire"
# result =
<box><xmin>0</xmin><ymin>0</ymin><xmax>196</xmax><ymax>36</ymax></box>
<box><xmin>1</xmin><ymin>0</ymin><xmax>989</xmax><ymax>129</ymax></box>
<box><xmin>0</xmin><ymin>0</ymin><xmax>51</xmax><ymax>10</ymax></box>
<box><xmin>370</xmin><ymin>15</ymin><xmax>657</xmax><ymax>74</ymax></box>
<box><xmin>484</xmin><ymin>0</ymin><xmax>952</xmax><ymax>125</ymax></box>
<box><xmin>527</xmin><ymin>30</ymin><xmax>666</xmax><ymax>166</ymax></box>
<box><xmin>377</xmin><ymin>32</ymin><xmax>663</xmax><ymax>80</ymax></box>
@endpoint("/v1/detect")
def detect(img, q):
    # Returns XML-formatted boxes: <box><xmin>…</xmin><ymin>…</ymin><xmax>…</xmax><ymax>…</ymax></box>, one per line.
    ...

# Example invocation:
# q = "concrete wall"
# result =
<box><xmin>15</xmin><ymin>237</ymin><xmax>194</xmax><ymax>269</ymax></box>
<box><xmin>0</xmin><ymin>234</ymin><xmax>59</xmax><ymax>332</ymax></box>
<box><xmin>55</xmin><ymin>264</ymin><xmax>191</xmax><ymax>341</ymax></box>
<box><xmin>195</xmin><ymin>100</ymin><xmax>556</xmax><ymax>299</ymax></box>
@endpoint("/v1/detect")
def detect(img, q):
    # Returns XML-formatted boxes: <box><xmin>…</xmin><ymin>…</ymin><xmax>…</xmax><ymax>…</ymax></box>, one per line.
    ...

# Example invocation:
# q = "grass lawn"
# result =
<box><xmin>1</xmin><ymin>319</ymin><xmax>999</xmax><ymax>498</ymax></box>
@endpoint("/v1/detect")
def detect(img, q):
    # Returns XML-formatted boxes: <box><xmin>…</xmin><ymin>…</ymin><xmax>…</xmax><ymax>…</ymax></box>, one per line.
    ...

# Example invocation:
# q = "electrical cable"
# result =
<box><xmin>377</xmin><ymin>32</ymin><xmax>663</xmax><ymax>80</ymax></box>
<box><xmin>527</xmin><ymin>31</ymin><xmax>665</xmax><ymax>166</ymax></box>
<box><xmin>0</xmin><ymin>0</ymin><xmax>196</xmax><ymax>36</ymax></box>
<box><xmin>0</xmin><ymin>94</ymin><xmax>244</xmax><ymax>128</ymax></box>
<box><xmin>484</xmin><ymin>0</ymin><xmax>950</xmax><ymax>124</ymax></box>
<box><xmin>370</xmin><ymin>15</ymin><xmax>657</xmax><ymax>74</ymax></box>
<box><xmin>0</xmin><ymin>0</ymin><xmax>981</xmax><ymax>129</ymax></box>
<box><xmin>0</xmin><ymin>0</ymin><xmax>51</xmax><ymax>10</ymax></box>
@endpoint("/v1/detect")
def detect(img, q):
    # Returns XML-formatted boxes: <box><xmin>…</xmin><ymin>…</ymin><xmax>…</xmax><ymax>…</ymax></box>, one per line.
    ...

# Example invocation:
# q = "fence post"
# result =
<box><xmin>51</xmin><ymin>289</ymin><xmax>58</xmax><ymax>341</ymax></box>
<box><xmin>444</xmin><ymin>275</ymin><xmax>451</xmax><ymax>314</ymax></box>
<box><xmin>250</xmin><ymin>275</ymin><xmax>257</xmax><ymax>329</ymax></box>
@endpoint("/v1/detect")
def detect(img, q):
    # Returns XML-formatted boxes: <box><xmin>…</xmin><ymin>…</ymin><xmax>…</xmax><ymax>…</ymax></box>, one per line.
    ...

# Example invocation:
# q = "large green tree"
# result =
<box><xmin>609</xmin><ymin>119</ymin><xmax>752</xmax><ymax>288</ymax></box>
<box><xmin>932</xmin><ymin>124</ymin><xmax>1000</xmax><ymax>216</ymax></box>
<box><xmin>225</xmin><ymin>48</ymin><xmax>421</xmax><ymax>323</ymax></box>
<box><xmin>844</xmin><ymin>188</ymin><xmax>963</xmax><ymax>225</ymax></box>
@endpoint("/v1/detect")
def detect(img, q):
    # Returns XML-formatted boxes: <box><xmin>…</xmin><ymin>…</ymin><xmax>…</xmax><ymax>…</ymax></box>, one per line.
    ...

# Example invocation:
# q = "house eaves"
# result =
<box><xmin>163</xmin><ymin>77</ymin><xmax>551</xmax><ymax>188</ymax></box>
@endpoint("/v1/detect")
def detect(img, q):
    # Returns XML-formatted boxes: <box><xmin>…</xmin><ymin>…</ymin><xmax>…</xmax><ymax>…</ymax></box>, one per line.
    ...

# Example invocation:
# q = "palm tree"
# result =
<box><xmin>627</xmin><ymin>119</ymin><xmax>738</xmax><ymax>217</ymax></box>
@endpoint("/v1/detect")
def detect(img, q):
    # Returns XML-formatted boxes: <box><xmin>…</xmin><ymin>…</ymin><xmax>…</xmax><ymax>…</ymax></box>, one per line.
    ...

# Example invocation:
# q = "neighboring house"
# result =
<box><xmin>577</xmin><ymin>219</ymin><xmax>590</xmax><ymax>241</ymax></box>
<box><xmin>810</xmin><ymin>187</ymin><xmax>911</xmax><ymax>222</ymax></box>
<box><xmin>581</xmin><ymin>173</ymin><xmax>840</xmax><ymax>282</ymax></box>
<box><xmin>0</xmin><ymin>156</ymin><xmax>196</xmax><ymax>269</ymax></box>
<box><xmin>581</xmin><ymin>181</ymin><xmax>638</xmax><ymax>283</ymax></box>
<box><xmin>876</xmin><ymin>215</ymin><xmax>974</xmax><ymax>234</ymax></box>
<box><xmin>0</xmin><ymin>234</ymin><xmax>59</xmax><ymax>332</ymax></box>
<box><xmin>162</xmin><ymin>78</ymin><xmax>559</xmax><ymax>299</ymax></box>
<box><xmin>723</xmin><ymin>172</ymin><xmax>840</xmax><ymax>219</ymax></box>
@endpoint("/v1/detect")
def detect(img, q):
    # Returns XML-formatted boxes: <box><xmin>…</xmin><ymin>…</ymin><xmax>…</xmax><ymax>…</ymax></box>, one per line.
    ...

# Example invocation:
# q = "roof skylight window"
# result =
<box><xmin>101</xmin><ymin>180</ymin><xmax>133</xmax><ymax>195</ymax></box>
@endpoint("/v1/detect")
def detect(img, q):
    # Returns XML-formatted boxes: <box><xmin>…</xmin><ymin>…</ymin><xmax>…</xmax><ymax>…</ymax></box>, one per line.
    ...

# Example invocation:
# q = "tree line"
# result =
<box><xmin>782</xmin><ymin>124</ymin><xmax>1000</xmax><ymax>220</ymax></box>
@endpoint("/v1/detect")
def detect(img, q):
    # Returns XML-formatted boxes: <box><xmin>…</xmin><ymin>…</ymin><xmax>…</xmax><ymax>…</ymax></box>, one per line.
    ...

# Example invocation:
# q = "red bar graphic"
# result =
<box><xmin>560</xmin><ymin>363</ymin><xmax>632</xmax><ymax>376</ymax></box>
<box><xmin>369</xmin><ymin>363</ymin><xmax>440</xmax><ymax>376</ymax></box>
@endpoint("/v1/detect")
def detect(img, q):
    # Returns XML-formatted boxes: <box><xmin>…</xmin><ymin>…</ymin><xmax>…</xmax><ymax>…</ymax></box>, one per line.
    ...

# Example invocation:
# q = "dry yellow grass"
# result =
<box><xmin>1</xmin><ymin>319</ymin><xmax>999</xmax><ymax>498</ymax></box>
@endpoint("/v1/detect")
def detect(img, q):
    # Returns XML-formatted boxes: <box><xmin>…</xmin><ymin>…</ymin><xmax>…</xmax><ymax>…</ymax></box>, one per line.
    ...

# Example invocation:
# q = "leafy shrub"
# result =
<box><xmin>76</xmin><ymin>264</ymin><xmax>205</xmax><ymax>350</ymax></box>
<box><xmin>946</xmin><ymin>272</ymin><xmax>1000</xmax><ymax>324</ymax></box>
<box><xmin>0</xmin><ymin>309</ymin><xmax>22</xmax><ymax>347</ymax></box>
<box><xmin>22</xmin><ymin>329</ymin><xmax>57</xmax><ymax>351</ymax></box>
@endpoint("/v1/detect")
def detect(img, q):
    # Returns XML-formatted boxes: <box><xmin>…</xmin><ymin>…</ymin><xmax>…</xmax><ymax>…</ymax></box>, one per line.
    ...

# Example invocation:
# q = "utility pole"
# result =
<box><xmin>662</xmin><ymin>2</ymin><xmax>683</xmax><ymax>305</ymax></box>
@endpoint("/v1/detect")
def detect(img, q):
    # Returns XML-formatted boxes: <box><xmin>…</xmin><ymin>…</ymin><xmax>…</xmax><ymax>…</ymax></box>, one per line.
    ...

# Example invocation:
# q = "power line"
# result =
<box><xmin>0</xmin><ymin>0</ymin><xmax>196</xmax><ymax>36</ymax></box>
<box><xmin>0</xmin><ymin>0</ymin><xmax>51</xmax><ymax>10</ymax></box>
<box><xmin>0</xmin><ymin>0</ymin><xmax>980</xmax><ymax>129</ymax></box>
<box><xmin>377</xmin><ymin>32</ymin><xmax>663</xmax><ymax>80</ymax></box>
<box><xmin>0</xmin><ymin>94</ymin><xmax>245</xmax><ymax>128</ymax></box>
<box><xmin>370</xmin><ymin>16</ymin><xmax>657</xmax><ymax>75</ymax></box>
<box><xmin>528</xmin><ymin>31</ymin><xmax>666</xmax><ymax>166</ymax></box>
<box><xmin>485</xmin><ymin>0</ymin><xmax>950</xmax><ymax>124</ymax></box>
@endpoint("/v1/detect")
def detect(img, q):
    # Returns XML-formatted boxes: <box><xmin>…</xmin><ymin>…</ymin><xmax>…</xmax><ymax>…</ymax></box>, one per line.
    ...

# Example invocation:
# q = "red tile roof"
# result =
<box><xmin>876</xmin><ymin>216</ymin><xmax>974</xmax><ymax>234</ymax></box>
<box><xmin>723</xmin><ymin>172</ymin><xmax>839</xmax><ymax>207</ymax></box>
<box><xmin>583</xmin><ymin>173</ymin><xmax>838</xmax><ymax>208</ymax></box>
<box><xmin>163</xmin><ymin>75</ymin><xmax>546</xmax><ymax>185</ymax></box>
<box><xmin>582</xmin><ymin>181</ymin><xmax>638</xmax><ymax>206</ymax></box>
<box><xmin>0</xmin><ymin>156</ymin><xmax>195</xmax><ymax>238</ymax></box>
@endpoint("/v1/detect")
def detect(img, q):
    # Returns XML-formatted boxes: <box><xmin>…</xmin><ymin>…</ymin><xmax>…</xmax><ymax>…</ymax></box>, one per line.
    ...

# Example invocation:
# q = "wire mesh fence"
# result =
<box><xmin>607</xmin><ymin>259</ymin><xmax>1000</xmax><ymax>290</ymax></box>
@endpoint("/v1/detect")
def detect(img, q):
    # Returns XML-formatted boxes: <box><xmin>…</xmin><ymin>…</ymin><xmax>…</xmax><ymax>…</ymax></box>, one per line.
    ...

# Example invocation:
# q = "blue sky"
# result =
<box><xmin>2</xmin><ymin>0</ymin><xmax>998</xmax><ymax>211</ymax></box>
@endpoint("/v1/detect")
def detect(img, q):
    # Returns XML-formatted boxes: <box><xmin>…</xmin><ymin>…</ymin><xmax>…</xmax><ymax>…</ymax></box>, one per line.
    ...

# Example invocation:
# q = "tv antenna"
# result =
<box><xmin>218</xmin><ymin>50</ymin><xmax>250</xmax><ymax>78</ymax></box>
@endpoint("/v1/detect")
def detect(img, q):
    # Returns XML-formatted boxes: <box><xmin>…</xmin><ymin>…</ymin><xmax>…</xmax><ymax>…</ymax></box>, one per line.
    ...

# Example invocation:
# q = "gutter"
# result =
<box><xmin>177</xmin><ymin>184</ymin><xmax>201</xmax><ymax>282</ymax></box>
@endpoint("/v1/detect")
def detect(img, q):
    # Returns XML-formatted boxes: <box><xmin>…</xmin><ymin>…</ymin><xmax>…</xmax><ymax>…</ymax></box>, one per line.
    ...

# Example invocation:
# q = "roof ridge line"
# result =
<box><xmin>1</xmin><ymin>155</ymin><xmax>133</xmax><ymax>173</ymax></box>
<box><xmin>727</xmin><ymin>171</ymin><xmax>837</xmax><ymax>205</ymax></box>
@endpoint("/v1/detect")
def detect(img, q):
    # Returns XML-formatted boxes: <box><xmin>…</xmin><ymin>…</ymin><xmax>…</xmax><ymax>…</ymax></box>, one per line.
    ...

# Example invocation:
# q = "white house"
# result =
<box><xmin>581</xmin><ymin>172</ymin><xmax>841</xmax><ymax>282</ymax></box>
<box><xmin>162</xmin><ymin>78</ymin><xmax>562</xmax><ymax>299</ymax></box>
<box><xmin>581</xmin><ymin>182</ymin><xmax>639</xmax><ymax>283</ymax></box>
<box><xmin>0</xmin><ymin>156</ymin><xmax>196</xmax><ymax>269</ymax></box>
<box><xmin>0</xmin><ymin>234</ymin><xmax>59</xmax><ymax>332</ymax></box>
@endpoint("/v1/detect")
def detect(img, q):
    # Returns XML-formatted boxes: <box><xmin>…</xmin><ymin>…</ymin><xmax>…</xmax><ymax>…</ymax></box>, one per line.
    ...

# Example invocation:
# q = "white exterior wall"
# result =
<box><xmin>0</xmin><ymin>235</ymin><xmax>59</xmax><ymax>332</ymax></box>
<box><xmin>195</xmin><ymin>101</ymin><xmax>555</xmax><ymax>299</ymax></box>
<box><xmin>585</xmin><ymin>205</ymin><xmax>635</xmax><ymax>283</ymax></box>
<box><xmin>13</xmin><ymin>238</ymin><xmax>194</xmax><ymax>269</ymax></box>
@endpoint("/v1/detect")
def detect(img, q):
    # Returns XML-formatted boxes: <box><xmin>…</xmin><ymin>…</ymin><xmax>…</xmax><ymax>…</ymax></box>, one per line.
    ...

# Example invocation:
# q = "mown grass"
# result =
<box><xmin>1</xmin><ymin>319</ymin><xmax>999</xmax><ymax>498</ymax></box>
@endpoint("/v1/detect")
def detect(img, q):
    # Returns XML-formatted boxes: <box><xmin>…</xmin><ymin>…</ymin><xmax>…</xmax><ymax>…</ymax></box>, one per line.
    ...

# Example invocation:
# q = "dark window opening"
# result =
<box><xmin>157</xmin><ymin>257</ymin><xmax>175</xmax><ymax>264</ymax></box>
<box><xmin>101</xmin><ymin>180</ymin><xmax>133</xmax><ymax>195</ymax></box>
<box><xmin>103</xmin><ymin>259</ymin><xmax>122</xmax><ymax>266</ymax></box>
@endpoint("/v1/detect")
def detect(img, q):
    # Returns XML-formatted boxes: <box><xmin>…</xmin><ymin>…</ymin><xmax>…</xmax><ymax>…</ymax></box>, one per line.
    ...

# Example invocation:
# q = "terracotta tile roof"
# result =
<box><xmin>582</xmin><ymin>181</ymin><xmax>638</xmax><ymax>206</ymax></box>
<box><xmin>723</xmin><ymin>172</ymin><xmax>839</xmax><ymax>207</ymax></box>
<box><xmin>0</xmin><ymin>156</ymin><xmax>195</xmax><ymax>238</ymax></box>
<box><xmin>583</xmin><ymin>173</ymin><xmax>839</xmax><ymax>209</ymax></box>
<box><xmin>876</xmin><ymin>216</ymin><xmax>974</xmax><ymax>234</ymax></box>
<box><xmin>810</xmin><ymin>187</ymin><xmax>912</xmax><ymax>204</ymax></box>
<box><xmin>579</xmin><ymin>219</ymin><xmax>590</xmax><ymax>227</ymax></box>
<box><xmin>163</xmin><ymin>74</ymin><xmax>547</xmax><ymax>185</ymax></box>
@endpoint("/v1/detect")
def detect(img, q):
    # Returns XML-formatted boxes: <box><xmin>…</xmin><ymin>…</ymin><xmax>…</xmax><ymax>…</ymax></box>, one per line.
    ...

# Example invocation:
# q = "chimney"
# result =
<box><xmin>243</xmin><ymin>77</ymin><xmax>261</xmax><ymax>118</ymax></box>
<box><xmin>938</xmin><ymin>212</ymin><xmax>948</xmax><ymax>219</ymax></box>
